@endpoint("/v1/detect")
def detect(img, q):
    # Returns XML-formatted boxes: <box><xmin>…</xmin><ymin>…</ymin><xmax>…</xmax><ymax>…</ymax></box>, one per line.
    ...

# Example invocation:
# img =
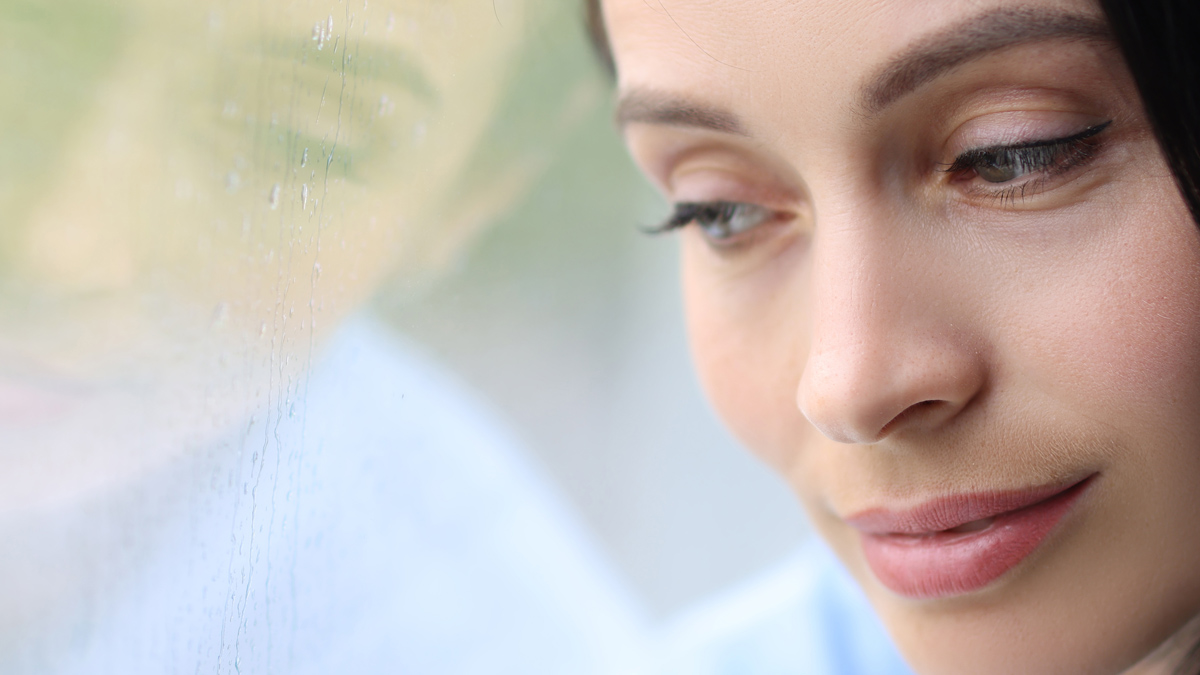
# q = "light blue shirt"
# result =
<box><xmin>654</xmin><ymin>542</ymin><xmax>914</xmax><ymax>675</ymax></box>
<box><xmin>28</xmin><ymin>318</ymin><xmax>648</xmax><ymax>675</ymax></box>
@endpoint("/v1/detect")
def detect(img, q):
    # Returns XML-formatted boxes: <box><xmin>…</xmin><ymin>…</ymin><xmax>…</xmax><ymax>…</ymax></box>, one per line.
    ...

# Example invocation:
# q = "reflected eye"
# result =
<box><xmin>945</xmin><ymin>121</ymin><xmax>1111</xmax><ymax>189</ymax></box>
<box><xmin>648</xmin><ymin>201</ymin><xmax>774</xmax><ymax>243</ymax></box>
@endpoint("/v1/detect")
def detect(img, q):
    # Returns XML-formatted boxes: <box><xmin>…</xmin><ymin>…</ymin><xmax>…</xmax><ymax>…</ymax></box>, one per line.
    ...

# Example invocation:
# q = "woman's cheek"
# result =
<box><xmin>1003</xmin><ymin>185</ymin><xmax>1200</xmax><ymax>439</ymax></box>
<box><xmin>681</xmin><ymin>236</ymin><xmax>815</xmax><ymax>473</ymax></box>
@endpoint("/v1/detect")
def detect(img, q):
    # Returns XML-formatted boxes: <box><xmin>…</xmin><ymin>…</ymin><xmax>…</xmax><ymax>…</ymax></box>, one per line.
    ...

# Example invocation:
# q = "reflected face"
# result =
<box><xmin>0</xmin><ymin>0</ymin><xmax>525</xmax><ymax>512</ymax></box>
<box><xmin>607</xmin><ymin>0</ymin><xmax>1200</xmax><ymax>673</ymax></box>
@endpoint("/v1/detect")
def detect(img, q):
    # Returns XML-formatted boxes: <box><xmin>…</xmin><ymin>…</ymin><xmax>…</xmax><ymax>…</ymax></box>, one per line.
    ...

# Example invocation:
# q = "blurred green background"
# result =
<box><xmin>378</xmin><ymin>3</ymin><xmax>808</xmax><ymax>617</ymax></box>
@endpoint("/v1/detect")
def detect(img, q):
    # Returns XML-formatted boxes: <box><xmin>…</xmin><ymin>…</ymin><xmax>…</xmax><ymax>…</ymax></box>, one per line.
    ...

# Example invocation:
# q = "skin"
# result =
<box><xmin>604</xmin><ymin>0</ymin><xmax>1200</xmax><ymax>673</ymax></box>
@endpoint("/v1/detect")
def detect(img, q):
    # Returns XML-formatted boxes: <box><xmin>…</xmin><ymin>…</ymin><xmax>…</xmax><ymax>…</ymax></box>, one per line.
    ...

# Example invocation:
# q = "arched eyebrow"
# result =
<box><xmin>615</xmin><ymin>90</ymin><xmax>747</xmax><ymax>136</ymax></box>
<box><xmin>613</xmin><ymin>8</ymin><xmax>1113</xmax><ymax>135</ymax></box>
<box><xmin>860</xmin><ymin>7</ymin><xmax>1112</xmax><ymax>115</ymax></box>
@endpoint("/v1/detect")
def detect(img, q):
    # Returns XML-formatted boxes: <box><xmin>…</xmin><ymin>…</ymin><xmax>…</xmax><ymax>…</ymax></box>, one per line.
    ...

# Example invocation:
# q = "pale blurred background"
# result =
<box><xmin>378</xmin><ymin>5</ymin><xmax>808</xmax><ymax>616</ymax></box>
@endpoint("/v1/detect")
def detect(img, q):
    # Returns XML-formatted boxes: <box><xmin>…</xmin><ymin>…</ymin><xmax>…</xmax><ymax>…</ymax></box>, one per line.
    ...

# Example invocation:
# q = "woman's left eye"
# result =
<box><xmin>647</xmin><ymin>201</ymin><xmax>774</xmax><ymax>244</ymax></box>
<box><xmin>944</xmin><ymin>120</ymin><xmax>1111</xmax><ymax>195</ymax></box>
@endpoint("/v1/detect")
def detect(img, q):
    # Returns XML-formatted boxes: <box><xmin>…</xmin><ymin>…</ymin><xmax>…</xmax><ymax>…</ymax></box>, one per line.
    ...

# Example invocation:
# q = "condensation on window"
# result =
<box><xmin>1</xmin><ymin>1</ymin><xmax>807</xmax><ymax>673</ymax></box>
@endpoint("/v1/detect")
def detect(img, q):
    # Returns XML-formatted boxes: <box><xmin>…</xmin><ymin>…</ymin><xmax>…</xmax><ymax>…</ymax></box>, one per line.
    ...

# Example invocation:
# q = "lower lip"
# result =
<box><xmin>0</xmin><ymin>380</ymin><xmax>84</xmax><ymax>425</ymax></box>
<box><xmin>858</xmin><ymin>477</ymin><xmax>1094</xmax><ymax>599</ymax></box>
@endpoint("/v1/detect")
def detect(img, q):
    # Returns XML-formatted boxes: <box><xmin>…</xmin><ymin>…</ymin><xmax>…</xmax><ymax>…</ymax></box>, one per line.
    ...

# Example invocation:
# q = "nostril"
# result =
<box><xmin>878</xmin><ymin>400</ymin><xmax>942</xmax><ymax>438</ymax></box>
<box><xmin>797</xmin><ymin>337</ymin><xmax>988</xmax><ymax>445</ymax></box>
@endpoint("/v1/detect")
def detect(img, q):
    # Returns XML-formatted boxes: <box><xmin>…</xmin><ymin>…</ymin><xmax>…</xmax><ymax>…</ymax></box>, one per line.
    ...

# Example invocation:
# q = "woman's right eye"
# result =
<box><xmin>647</xmin><ymin>201</ymin><xmax>774</xmax><ymax>244</ymax></box>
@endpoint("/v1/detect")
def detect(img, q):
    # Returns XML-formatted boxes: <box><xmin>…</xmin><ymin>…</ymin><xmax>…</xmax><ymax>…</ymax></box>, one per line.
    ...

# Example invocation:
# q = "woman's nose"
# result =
<box><xmin>795</xmin><ymin>221</ymin><xmax>986</xmax><ymax>446</ymax></box>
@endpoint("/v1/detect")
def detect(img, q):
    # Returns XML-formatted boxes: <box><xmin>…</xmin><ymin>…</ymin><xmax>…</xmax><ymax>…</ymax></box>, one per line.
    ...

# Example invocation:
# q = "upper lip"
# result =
<box><xmin>0</xmin><ymin>355</ymin><xmax>92</xmax><ymax>423</ymax></box>
<box><xmin>844</xmin><ymin>475</ymin><xmax>1094</xmax><ymax>535</ymax></box>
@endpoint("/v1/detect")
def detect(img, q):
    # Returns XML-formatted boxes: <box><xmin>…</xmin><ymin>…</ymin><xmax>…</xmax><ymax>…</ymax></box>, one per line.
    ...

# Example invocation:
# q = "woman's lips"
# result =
<box><xmin>0</xmin><ymin>369</ymin><xmax>91</xmax><ymax>426</ymax></box>
<box><xmin>0</xmin><ymin>380</ymin><xmax>82</xmax><ymax>425</ymax></box>
<box><xmin>846</xmin><ymin>475</ymin><xmax>1096</xmax><ymax>599</ymax></box>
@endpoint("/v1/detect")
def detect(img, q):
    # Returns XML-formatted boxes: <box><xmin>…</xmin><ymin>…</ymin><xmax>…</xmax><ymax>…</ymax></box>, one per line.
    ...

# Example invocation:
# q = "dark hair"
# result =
<box><xmin>583</xmin><ymin>0</ymin><xmax>1200</xmax><ymax>226</ymax></box>
<box><xmin>1098</xmin><ymin>0</ymin><xmax>1200</xmax><ymax>225</ymax></box>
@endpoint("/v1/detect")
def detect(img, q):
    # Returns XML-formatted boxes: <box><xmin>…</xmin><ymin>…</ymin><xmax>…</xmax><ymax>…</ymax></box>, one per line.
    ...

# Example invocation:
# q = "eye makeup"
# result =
<box><xmin>941</xmin><ymin>120</ymin><xmax>1112</xmax><ymax>203</ymax></box>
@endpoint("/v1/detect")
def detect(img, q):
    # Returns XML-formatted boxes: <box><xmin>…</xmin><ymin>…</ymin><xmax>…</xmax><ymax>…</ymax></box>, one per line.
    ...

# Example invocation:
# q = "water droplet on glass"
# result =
<box><xmin>313</xmin><ymin>261</ymin><xmax>322</xmax><ymax>278</ymax></box>
<box><xmin>378</xmin><ymin>94</ymin><xmax>391</xmax><ymax>116</ymax></box>
<box><xmin>412</xmin><ymin>120</ymin><xmax>426</xmax><ymax>144</ymax></box>
<box><xmin>225</xmin><ymin>171</ymin><xmax>240</xmax><ymax>192</ymax></box>
<box><xmin>269</xmin><ymin>183</ymin><xmax>281</xmax><ymax>209</ymax></box>
<box><xmin>301</xmin><ymin>183</ymin><xmax>309</xmax><ymax>209</ymax></box>
<box><xmin>314</xmin><ymin>20</ymin><xmax>328</xmax><ymax>50</ymax></box>
<box><xmin>211</xmin><ymin>302</ymin><xmax>230</xmax><ymax>328</ymax></box>
<box><xmin>301</xmin><ymin>148</ymin><xmax>308</xmax><ymax>167</ymax></box>
<box><xmin>327</xmin><ymin>14</ymin><xmax>334</xmax><ymax>34</ymax></box>
<box><xmin>386</xmin><ymin>11</ymin><xmax>395</xmax><ymax>31</ymax></box>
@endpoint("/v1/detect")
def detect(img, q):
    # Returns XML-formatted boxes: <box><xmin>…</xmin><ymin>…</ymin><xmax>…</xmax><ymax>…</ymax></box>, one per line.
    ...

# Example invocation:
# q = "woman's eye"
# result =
<box><xmin>944</xmin><ymin>120</ymin><xmax>1111</xmax><ymax>193</ymax></box>
<box><xmin>648</xmin><ymin>201</ymin><xmax>774</xmax><ymax>243</ymax></box>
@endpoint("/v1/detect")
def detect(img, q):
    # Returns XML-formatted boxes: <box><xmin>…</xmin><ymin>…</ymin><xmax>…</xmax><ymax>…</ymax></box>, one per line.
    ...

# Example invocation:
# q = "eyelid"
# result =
<box><xmin>647</xmin><ymin>201</ymin><xmax>763</xmax><ymax>234</ymax></box>
<box><xmin>938</xmin><ymin>119</ymin><xmax>1113</xmax><ymax>206</ymax></box>
<box><xmin>646</xmin><ymin>201</ymin><xmax>795</xmax><ymax>260</ymax></box>
<box><xmin>623</xmin><ymin>126</ymin><xmax>805</xmax><ymax>205</ymax></box>
<box><xmin>944</xmin><ymin>121</ymin><xmax>1110</xmax><ymax>175</ymax></box>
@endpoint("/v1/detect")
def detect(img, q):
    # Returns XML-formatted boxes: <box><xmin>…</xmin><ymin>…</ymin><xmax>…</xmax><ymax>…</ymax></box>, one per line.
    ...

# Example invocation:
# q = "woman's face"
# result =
<box><xmin>606</xmin><ymin>0</ymin><xmax>1200</xmax><ymax>672</ymax></box>
<box><xmin>0</xmin><ymin>0</ymin><xmax>526</xmax><ymax>514</ymax></box>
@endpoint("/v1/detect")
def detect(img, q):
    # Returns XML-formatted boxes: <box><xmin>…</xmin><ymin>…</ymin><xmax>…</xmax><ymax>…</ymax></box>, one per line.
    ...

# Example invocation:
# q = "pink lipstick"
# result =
<box><xmin>846</xmin><ymin>475</ymin><xmax>1095</xmax><ymax>599</ymax></box>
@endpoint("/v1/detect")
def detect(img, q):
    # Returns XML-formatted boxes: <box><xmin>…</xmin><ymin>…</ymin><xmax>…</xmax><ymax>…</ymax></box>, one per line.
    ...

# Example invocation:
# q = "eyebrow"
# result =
<box><xmin>615</xmin><ymin>90</ymin><xmax>747</xmax><ymax>136</ymax></box>
<box><xmin>860</xmin><ymin>8</ymin><xmax>1112</xmax><ymax>115</ymax></box>
<box><xmin>262</xmin><ymin>35</ymin><xmax>438</xmax><ymax>103</ymax></box>
<box><xmin>614</xmin><ymin>8</ymin><xmax>1112</xmax><ymax>135</ymax></box>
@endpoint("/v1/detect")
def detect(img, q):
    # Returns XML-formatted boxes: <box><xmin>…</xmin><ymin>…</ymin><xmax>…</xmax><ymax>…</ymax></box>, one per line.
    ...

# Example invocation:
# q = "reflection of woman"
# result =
<box><xmin>2</xmin><ymin>1</ymin><xmax>645</xmax><ymax>673</ymax></box>
<box><xmin>589</xmin><ymin>0</ymin><xmax>1200</xmax><ymax>673</ymax></box>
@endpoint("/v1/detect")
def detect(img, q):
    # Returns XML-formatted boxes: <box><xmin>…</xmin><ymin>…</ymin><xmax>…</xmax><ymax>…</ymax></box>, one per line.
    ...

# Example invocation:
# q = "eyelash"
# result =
<box><xmin>646</xmin><ymin>201</ymin><xmax>774</xmax><ymax>244</ymax></box>
<box><xmin>649</xmin><ymin>120</ymin><xmax>1114</xmax><ymax>241</ymax></box>
<box><xmin>941</xmin><ymin>120</ymin><xmax>1112</xmax><ymax>204</ymax></box>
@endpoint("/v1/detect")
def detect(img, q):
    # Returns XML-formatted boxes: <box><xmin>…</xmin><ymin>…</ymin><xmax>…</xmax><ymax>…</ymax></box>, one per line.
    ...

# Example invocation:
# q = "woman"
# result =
<box><xmin>1</xmin><ymin>1</ymin><xmax>647</xmax><ymax>672</ymax></box>
<box><xmin>587</xmin><ymin>0</ymin><xmax>1200</xmax><ymax>673</ymax></box>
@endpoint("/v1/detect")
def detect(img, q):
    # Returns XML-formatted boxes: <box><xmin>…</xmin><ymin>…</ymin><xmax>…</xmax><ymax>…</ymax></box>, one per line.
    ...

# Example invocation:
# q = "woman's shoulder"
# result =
<box><xmin>653</xmin><ymin>541</ymin><xmax>913</xmax><ymax>675</ymax></box>
<box><xmin>293</xmin><ymin>315</ymin><xmax>651</xmax><ymax>674</ymax></box>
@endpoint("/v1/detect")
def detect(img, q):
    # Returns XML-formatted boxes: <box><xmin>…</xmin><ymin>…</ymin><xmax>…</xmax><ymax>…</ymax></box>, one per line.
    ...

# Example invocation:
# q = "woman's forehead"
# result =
<box><xmin>603</xmin><ymin>0</ymin><xmax>1107</xmax><ymax>125</ymax></box>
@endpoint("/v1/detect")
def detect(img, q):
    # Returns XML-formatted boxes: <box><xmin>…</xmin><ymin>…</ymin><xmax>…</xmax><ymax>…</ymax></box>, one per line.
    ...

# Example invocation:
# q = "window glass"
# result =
<box><xmin>2</xmin><ymin>1</ymin><xmax>806</xmax><ymax>671</ymax></box>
